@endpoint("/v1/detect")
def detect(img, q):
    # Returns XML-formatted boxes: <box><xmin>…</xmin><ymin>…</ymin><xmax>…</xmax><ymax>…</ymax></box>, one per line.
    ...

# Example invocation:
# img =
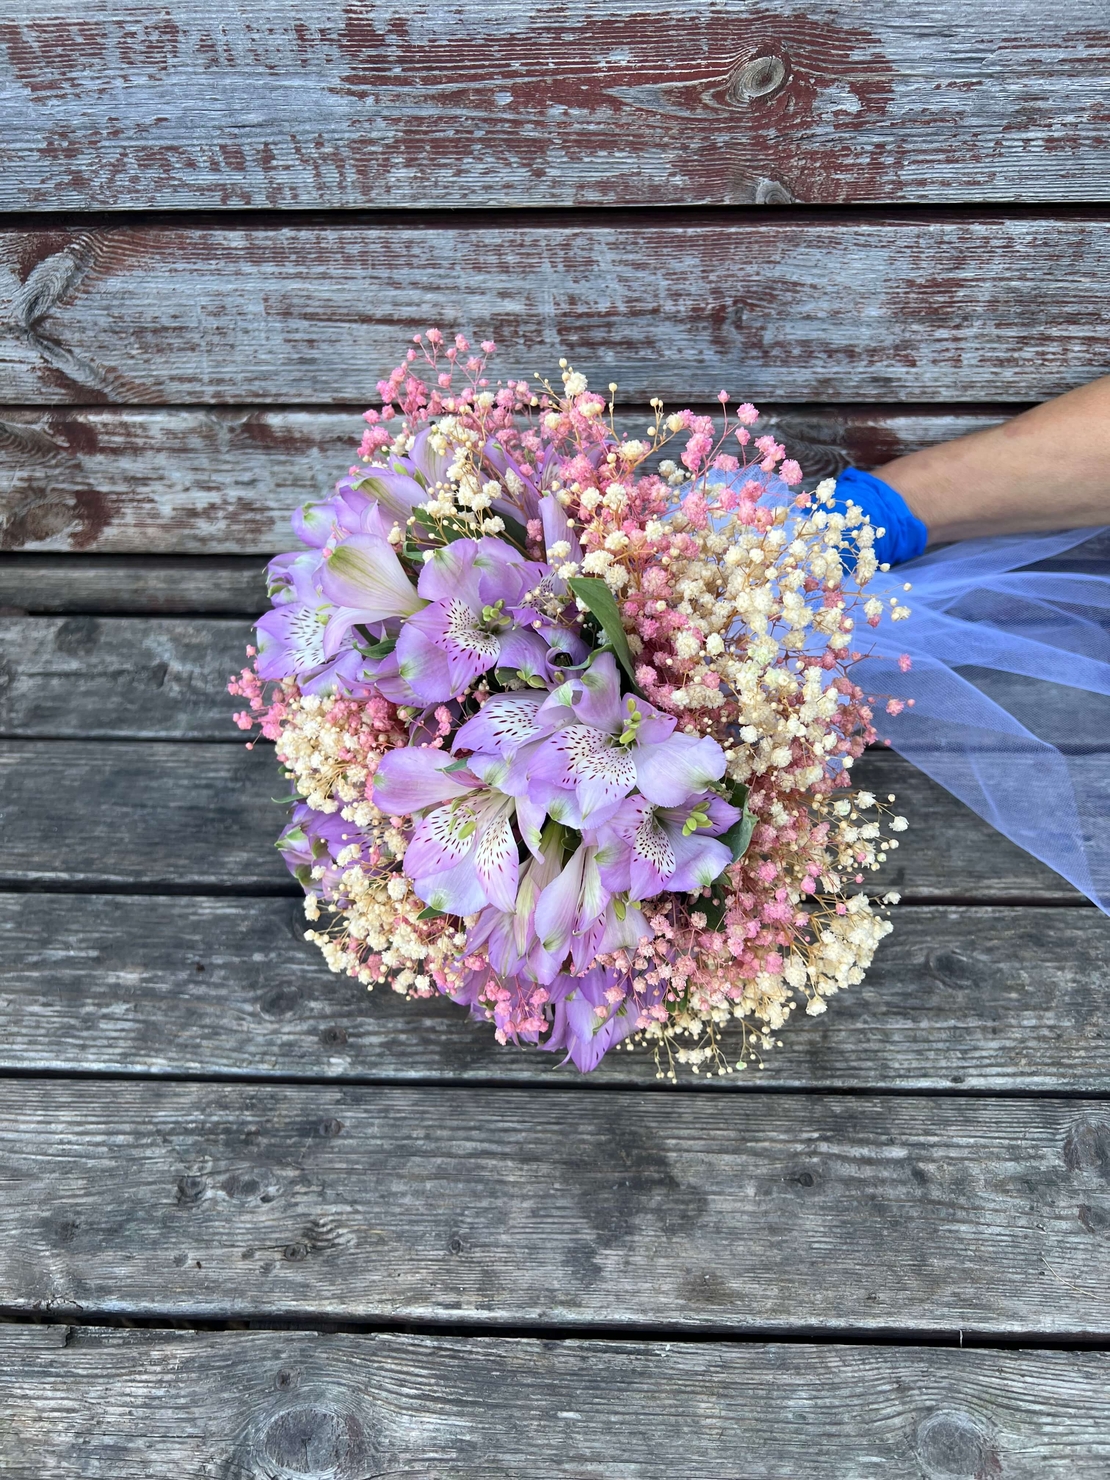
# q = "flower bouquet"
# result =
<box><xmin>231</xmin><ymin>332</ymin><xmax>907</xmax><ymax>1075</ymax></box>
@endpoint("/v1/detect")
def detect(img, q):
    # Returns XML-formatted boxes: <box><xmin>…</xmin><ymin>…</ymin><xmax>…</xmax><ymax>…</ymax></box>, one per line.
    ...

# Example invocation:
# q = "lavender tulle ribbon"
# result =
<box><xmin>851</xmin><ymin>523</ymin><xmax>1110</xmax><ymax>913</ymax></box>
<box><xmin>706</xmin><ymin>466</ymin><xmax>1110</xmax><ymax>912</ymax></box>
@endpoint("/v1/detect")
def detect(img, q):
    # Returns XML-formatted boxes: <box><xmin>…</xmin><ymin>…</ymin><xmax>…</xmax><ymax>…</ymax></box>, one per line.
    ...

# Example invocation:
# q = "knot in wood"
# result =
<box><xmin>729</xmin><ymin>55</ymin><xmax>787</xmax><ymax>104</ymax></box>
<box><xmin>916</xmin><ymin>1410</ymin><xmax>999</xmax><ymax>1478</ymax></box>
<box><xmin>255</xmin><ymin>1403</ymin><xmax>368</xmax><ymax>1480</ymax></box>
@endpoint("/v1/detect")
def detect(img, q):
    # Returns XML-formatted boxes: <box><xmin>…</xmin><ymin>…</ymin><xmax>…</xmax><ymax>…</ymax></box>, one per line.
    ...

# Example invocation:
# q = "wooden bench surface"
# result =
<box><xmin>1</xmin><ymin>4</ymin><xmax>1109</xmax><ymax>1474</ymax></box>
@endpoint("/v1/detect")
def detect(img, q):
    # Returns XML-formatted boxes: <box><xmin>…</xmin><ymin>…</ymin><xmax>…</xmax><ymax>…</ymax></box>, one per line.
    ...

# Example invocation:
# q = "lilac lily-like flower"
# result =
<box><xmin>318</xmin><ymin>532</ymin><xmax>428</xmax><ymax>658</ymax></box>
<box><xmin>508</xmin><ymin>653</ymin><xmax>729</xmax><ymax>825</ymax></box>
<box><xmin>392</xmin><ymin>538</ymin><xmax>552</xmax><ymax>703</ymax></box>
<box><xmin>372</xmin><ymin>746</ymin><xmax>544</xmax><ymax>917</ymax></box>
<box><xmin>595</xmin><ymin>791</ymin><xmax>740</xmax><ymax>901</ymax></box>
<box><xmin>465</xmin><ymin>824</ymin><xmax>566</xmax><ymax>980</ymax></box>
<box><xmin>542</xmin><ymin>967</ymin><xmax>644</xmax><ymax>1074</ymax></box>
<box><xmin>277</xmin><ymin>802</ymin><xmax>374</xmax><ymax>896</ymax></box>
<box><xmin>256</xmin><ymin>553</ymin><xmax>368</xmax><ymax>694</ymax></box>
<box><xmin>532</xmin><ymin>840</ymin><xmax>651</xmax><ymax>977</ymax></box>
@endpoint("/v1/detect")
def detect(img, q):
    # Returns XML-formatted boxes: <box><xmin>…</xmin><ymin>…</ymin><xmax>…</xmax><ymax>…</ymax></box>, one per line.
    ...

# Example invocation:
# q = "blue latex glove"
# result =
<box><xmin>832</xmin><ymin>466</ymin><xmax>928</xmax><ymax>567</ymax></box>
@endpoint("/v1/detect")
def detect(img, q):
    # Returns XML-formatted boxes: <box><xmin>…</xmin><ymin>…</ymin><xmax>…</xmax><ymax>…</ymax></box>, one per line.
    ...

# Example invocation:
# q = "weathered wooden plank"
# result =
<box><xmin>0</xmin><ymin>616</ymin><xmax>252</xmax><ymax>738</ymax></box>
<box><xmin>2</xmin><ymin>896</ymin><xmax>1107</xmax><ymax>1091</ymax></box>
<box><xmin>2</xmin><ymin>0</ymin><xmax>1110</xmax><ymax>210</ymax></box>
<box><xmin>2</xmin><ymin>1327</ymin><xmax>1108</xmax><ymax>1479</ymax></box>
<box><xmin>2</xmin><ymin>1079</ymin><xmax>1109</xmax><ymax>1333</ymax></box>
<box><xmin>0</xmin><ymin>406</ymin><xmax>1006</xmax><ymax>553</ymax></box>
<box><xmin>3</xmin><ymin>221</ymin><xmax>1108</xmax><ymax>405</ymax></box>
<box><xmin>0</xmin><ymin>740</ymin><xmax>1087</xmax><ymax>898</ymax></box>
<box><xmin>6</xmin><ymin>616</ymin><xmax>1107</xmax><ymax>750</ymax></box>
<box><xmin>0</xmin><ymin>740</ymin><xmax>291</xmax><ymax>889</ymax></box>
<box><xmin>4</xmin><ymin>738</ymin><xmax>1096</xmax><ymax>898</ymax></box>
<box><xmin>0</xmin><ymin>555</ymin><xmax>268</xmax><ymax>612</ymax></box>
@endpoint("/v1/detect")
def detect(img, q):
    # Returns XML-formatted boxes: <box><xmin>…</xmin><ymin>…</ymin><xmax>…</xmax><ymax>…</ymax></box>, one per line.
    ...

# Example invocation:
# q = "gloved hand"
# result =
<box><xmin>832</xmin><ymin>466</ymin><xmax>928</xmax><ymax>567</ymax></box>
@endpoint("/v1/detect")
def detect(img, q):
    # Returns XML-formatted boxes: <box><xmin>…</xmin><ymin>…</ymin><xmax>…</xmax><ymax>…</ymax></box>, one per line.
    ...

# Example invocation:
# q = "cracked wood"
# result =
<box><xmin>1</xmin><ymin>1326</ymin><xmax>1108</xmax><ymax>1477</ymax></box>
<box><xmin>2</xmin><ymin>0</ymin><xmax>1110</xmax><ymax>208</ymax></box>
<box><xmin>2</xmin><ymin>220</ymin><xmax>1109</xmax><ymax>405</ymax></box>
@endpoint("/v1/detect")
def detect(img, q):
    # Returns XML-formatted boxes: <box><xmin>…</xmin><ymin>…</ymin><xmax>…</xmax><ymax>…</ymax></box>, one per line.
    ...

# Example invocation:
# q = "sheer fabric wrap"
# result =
<box><xmin>708</xmin><ymin>469</ymin><xmax>1110</xmax><ymax>913</ymax></box>
<box><xmin>850</xmin><ymin>526</ymin><xmax>1110</xmax><ymax>914</ymax></box>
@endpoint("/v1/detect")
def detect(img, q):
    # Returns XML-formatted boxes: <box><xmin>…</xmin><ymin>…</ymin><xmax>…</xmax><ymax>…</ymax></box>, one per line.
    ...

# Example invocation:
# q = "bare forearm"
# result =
<box><xmin>874</xmin><ymin>375</ymin><xmax>1110</xmax><ymax>544</ymax></box>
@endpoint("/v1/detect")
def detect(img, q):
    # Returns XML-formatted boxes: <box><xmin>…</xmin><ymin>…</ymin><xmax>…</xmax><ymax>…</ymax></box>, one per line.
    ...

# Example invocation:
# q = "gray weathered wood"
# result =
<box><xmin>0</xmin><ymin>739</ymin><xmax>1087</xmax><ymax>898</ymax></box>
<box><xmin>2</xmin><ymin>0</ymin><xmax>1110</xmax><ymax>209</ymax></box>
<box><xmin>0</xmin><ymin>556</ymin><xmax>268</xmax><ymax>612</ymax></box>
<box><xmin>2</xmin><ymin>1079</ymin><xmax>1109</xmax><ymax>1333</ymax></box>
<box><xmin>3</xmin><ymin>221</ymin><xmax>1108</xmax><ymax>405</ymax></box>
<box><xmin>0</xmin><ymin>616</ymin><xmax>252</xmax><ymax>738</ymax></box>
<box><xmin>0</xmin><ymin>739</ymin><xmax>291</xmax><ymax>889</ymax></box>
<box><xmin>2</xmin><ymin>1326</ymin><xmax>1108</xmax><ymax>1478</ymax></box>
<box><xmin>6</xmin><ymin>616</ymin><xmax>1107</xmax><ymax>749</ymax></box>
<box><xmin>0</xmin><ymin>406</ymin><xmax>1006</xmax><ymax>553</ymax></box>
<box><xmin>1</xmin><ymin>895</ymin><xmax>1107</xmax><ymax>1091</ymax></box>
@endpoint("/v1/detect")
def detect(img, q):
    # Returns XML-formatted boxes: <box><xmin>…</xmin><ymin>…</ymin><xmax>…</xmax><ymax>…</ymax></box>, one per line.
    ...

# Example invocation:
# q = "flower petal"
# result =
<box><xmin>371</xmin><ymin>748</ymin><xmax>474</xmax><ymax>813</ymax></box>
<box><xmin>404</xmin><ymin>803</ymin><xmax>477</xmax><ymax>880</ymax></box>
<box><xmin>664</xmin><ymin>827</ymin><xmax>734</xmax><ymax>892</ymax></box>
<box><xmin>474</xmin><ymin>808</ymin><xmax>519</xmax><ymax>912</ymax></box>
<box><xmin>453</xmin><ymin>693</ymin><xmax>546</xmax><ymax>757</ymax></box>
<box><xmin>570</xmin><ymin>651</ymin><xmax>623</xmax><ymax>732</ymax></box>
<box><xmin>320</xmin><ymin>535</ymin><xmax>426</xmax><ymax>620</ymax></box>
<box><xmin>533</xmin><ymin>846</ymin><xmax>585</xmax><ymax>961</ymax></box>
<box><xmin>393</xmin><ymin>627</ymin><xmax>457</xmax><ymax>704</ymax></box>
<box><xmin>414</xmin><ymin>855</ymin><xmax>489</xmax><ymax>917</ymax></box>
<box><xmin>633</xmin><ymin>733</ymin><xmax>727</xmax><ymax>807</ymax></box>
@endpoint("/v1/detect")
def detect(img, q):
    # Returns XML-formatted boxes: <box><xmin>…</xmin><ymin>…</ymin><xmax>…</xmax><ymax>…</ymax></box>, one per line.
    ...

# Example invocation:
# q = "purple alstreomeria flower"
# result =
<box><xmin>462</xmin><ymin>652</ymin><xmax>729</xmax><ymax>826</ymax></box>
<box><xmin>372</xmin><ymin>747</ymin><xmax>546</xmax><ymax>916</ymax></box>
<box><xmin>542</xmin><ymin>967</ymin><xmax>651</xmax><ymax>1073</ymax></box>
<box><xmin>594</xmin><ymin>791</ymin><xmax>740</xmax><ymax>901</ymax></box>
<box><xmin>256</xmin><ymin>552</ymin><xmax>369</xmax><ymax>694</ymax></box>
<box><xmin>391</xmin><ymin>538</ymin><xmax>556</xmax><ymax>703</ymax></box>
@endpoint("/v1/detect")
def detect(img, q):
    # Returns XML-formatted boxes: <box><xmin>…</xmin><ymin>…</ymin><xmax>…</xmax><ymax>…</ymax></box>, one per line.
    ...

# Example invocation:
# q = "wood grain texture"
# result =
<box><xmin>2</xmin><ymin>1327</ymin><xmax>1109</xmax><ymax>1479</ymax></box>
<box><xmin>0</xmin><ymin>406</ymin><xmax>1006</xmax><ymax>553</ymax></box>
<box><xmin>0</xmin><ymin>555</ymin><xmax>269</xmax><ymax>611</ymax></box>
<box><xmin>0</xmin><ymin>739</ymin><xmax>292</xmax><ymax>890</ymax></box>
<box><xmin>0</xmin><ymin>616</ymin><xmax>253</xmax><ymax>738</ymax></box>
<box><xmin>3</xmin><ymin>1079</ymin><xmax>1110</xmax><ymax>1333</ymax></box>
<box><xmin>2</xmin><ymin>0</ymin><xmax>1110</xmax><ymax>210</ymax></box>
<box><xmin>3</xmin><ymin>221</ymin><xmax>1108</xmax><ymax>405</ymax></box>
<box><xmin>7</xmin><ymin>616</ymin><xmax>1108</xmax><ymax>750</ymax></box>
<box><xmin>2</xmin><ymin>896</ymin><xmax>1108</xmax><ymax>1091</ymax></box>
<box><xmin>0</xmin><ymin>739</ymin><xmax>1087</xmax><ymax>898</ymax></box>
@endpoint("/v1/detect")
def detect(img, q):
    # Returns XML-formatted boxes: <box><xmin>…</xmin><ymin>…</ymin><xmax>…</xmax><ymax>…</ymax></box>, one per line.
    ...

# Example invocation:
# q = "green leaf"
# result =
<box><xmin>719</xmin><ymin>779</ymin><xmax>756</xmax><ymax>863</ymax></box>
<box><xmin>567</xmin><ymin>577</ymin><xmax>640</xmax><ymax>692</ymax></box>
<box><xmin>497</xmin><ymin>510</ymin><xmax>530</xmax><ymax>553</ymax></box>
<box><xmin>701</xmin><ymin>884</ymin><xmax>727</xmax><ymax>932</ymax></box>
<box><xmin>358</xmin><ymin>636</ymin><xmax>397</xmax><ymax>659</ymax></box>
<box><xmin>416</xmin><ymin>906</ymin><xmax>448</xmax><ymax>921</ymax></box>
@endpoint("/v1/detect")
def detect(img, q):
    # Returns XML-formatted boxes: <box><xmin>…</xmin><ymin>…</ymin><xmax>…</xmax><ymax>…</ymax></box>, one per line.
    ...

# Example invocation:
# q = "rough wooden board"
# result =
<box><xmin>0</xmin><ymin>739</ymin><xmax>292</xmax><ymax>890</ymax></box>
<box><xmin>0</xmin><ymin>408</ymin><xmax>360</xmax><ymax>553</ymax></box>
<box><xmin>3</xmin><ymin>1079</ymin><xmax>1110</xmax><ymax>1333</ymax></box>
<box><xmin>0</xmin><ymin>556</ymin><xmax>269</xmax><ymax>612</ymax></box>
<box><xmin>3</xmin><ymin>221</ymin><xmax>1109</xmax><ymax>405</ymax></box>
<box><xmin>6</xmin><ymin>616</ymin><xmax>1108</xmax><ymax>751</ymax></box>
<box><xmin>0</xmin><ymin>739</ymin><xmax>1086</xmax><ymax>898</ymax></box>
<box><xmin>2</xmin><ymin>1327</ymin><xmax>1109</xmax><ymax>1480</ymax></box>
<box><xmin>2</xmin><ymin>896</ymin><xmax>1108</xmax><ymax>1091</ymax></box>
<box><xmin>0</xmin><ymin>616</ymin><xmax>253</xmax><ymax>738</ymax></box>
<box><xmin>2</xmin><ymin>0</ymin><xmax>1110</xmax><ymax>210</ymax></box>
<box><xmin>0</xmin><ymin>406</ymin><xmax>1007</xmax><ymax>553</ymax></box>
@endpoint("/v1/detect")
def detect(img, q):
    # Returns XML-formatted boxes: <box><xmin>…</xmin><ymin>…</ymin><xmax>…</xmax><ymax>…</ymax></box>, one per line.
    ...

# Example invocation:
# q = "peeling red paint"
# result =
<box><xmin>1</xmin><ymin>7</ymin><xmax>1108</xmax><ymax>206</ymax></box>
